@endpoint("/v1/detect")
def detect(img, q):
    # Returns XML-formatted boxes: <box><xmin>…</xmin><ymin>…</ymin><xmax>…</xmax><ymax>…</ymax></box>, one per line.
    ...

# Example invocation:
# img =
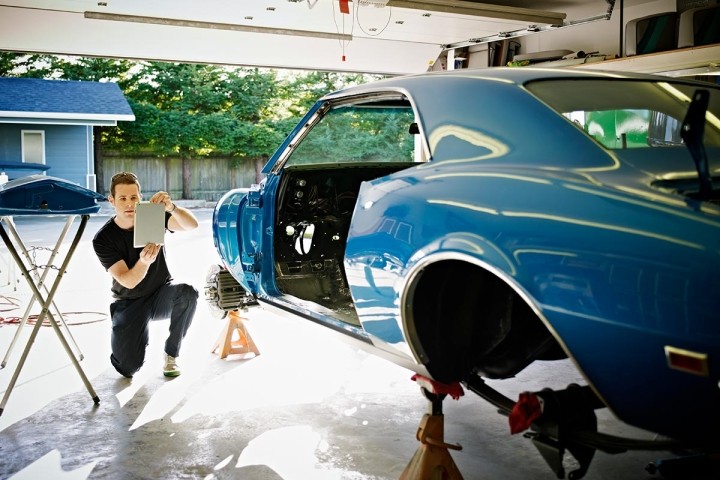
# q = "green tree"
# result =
<box><xmin>280</xmin><ymin>71</ymin><xmax>382</xmax><ymax>116</ymax></box>
<box><xmin>0</xmin><ymin>52</ymin><xmax>56</xmax><ymax>78</ymax></box>
<box><xmin>119</xmin><ymin>62</ymin><xmax>285</xmax><ymax>197</ymax></box>
<box><xmin>1</xmin><ymin>51</ymin><xmax>381</xmax><ymax>198</ymax></box>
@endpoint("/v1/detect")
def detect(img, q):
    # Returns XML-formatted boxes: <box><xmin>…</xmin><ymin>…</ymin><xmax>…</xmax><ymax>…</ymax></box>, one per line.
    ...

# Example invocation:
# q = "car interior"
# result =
<box><xmin>271</xmin><ymin>99</ymin><xmax>424</xmax><ymax>324</ymax></box>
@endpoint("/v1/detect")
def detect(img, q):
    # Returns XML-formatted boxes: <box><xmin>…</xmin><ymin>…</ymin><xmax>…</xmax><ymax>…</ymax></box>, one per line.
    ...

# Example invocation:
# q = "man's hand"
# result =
<box><xmin>109</xmin><ymin>243</ymin><xmax>160</xmax><ymax>289</ymax></box>
<box><xmin>138</xmin><ymin>243</ymin><xmax>161</xmax><ymax>265</ymax></box>
<box><xmin>149</xmin><ymin>190</ymin><xmax>199</xmax><ymax>232</ymax></box>
<box><xmin>108</xmin><ymin>243</ymin><xmax>160</xmax><ymax>290</ymax></box>
<box><xmin>149</xmin><ymin>191</ymin><xmax>174</xmax><ymax>212</ymax></box>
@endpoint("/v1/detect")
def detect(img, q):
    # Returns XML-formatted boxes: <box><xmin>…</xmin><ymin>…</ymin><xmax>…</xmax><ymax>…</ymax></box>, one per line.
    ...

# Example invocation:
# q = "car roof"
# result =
<box><xmin>292</xmin><ymin>67</ymin><xmax>718</xmax><ymax>175</ymax></box>
<box><xmin>322</xmin><ymin>67</ymin><xmax>717</xmax><ymax>100</ymax></box>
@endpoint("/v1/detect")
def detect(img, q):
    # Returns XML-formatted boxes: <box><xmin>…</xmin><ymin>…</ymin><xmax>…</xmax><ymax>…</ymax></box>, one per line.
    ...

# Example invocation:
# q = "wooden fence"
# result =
<box><xmin>100</xmin><ymin>156</ymin><xmax>264</xmax><ymax>201</ymax></box>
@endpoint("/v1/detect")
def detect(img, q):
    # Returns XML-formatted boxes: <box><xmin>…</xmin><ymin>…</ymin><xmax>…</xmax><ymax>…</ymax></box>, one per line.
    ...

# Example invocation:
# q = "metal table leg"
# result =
<box><xmin>0</xmin><ymin>214</ymin><xmax>99</xmax><ymax>416</ymax></box>
<box><xmin>1</xmin><ymin>215</ymin><xmax>85</xmax><ymax>368</ymax></box>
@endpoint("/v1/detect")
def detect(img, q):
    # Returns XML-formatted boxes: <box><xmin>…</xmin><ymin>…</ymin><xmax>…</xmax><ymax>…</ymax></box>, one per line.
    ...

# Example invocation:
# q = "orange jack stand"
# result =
<box><xmin>211</xmin><ymin>309</ymin><xmax>260</xmax><ymax>359</ymax></box>
<box><xmin>400</xmin><ymin>389</ymin><xmax>464</xmax><ymax>480</ymax></box>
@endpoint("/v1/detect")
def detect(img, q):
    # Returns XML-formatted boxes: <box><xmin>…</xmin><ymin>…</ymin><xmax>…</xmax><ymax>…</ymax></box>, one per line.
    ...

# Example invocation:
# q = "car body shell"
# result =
<box><xmin>213</xmin><ymin>68</ymin><xmax>720</xmax><ymax>442</ymax></box>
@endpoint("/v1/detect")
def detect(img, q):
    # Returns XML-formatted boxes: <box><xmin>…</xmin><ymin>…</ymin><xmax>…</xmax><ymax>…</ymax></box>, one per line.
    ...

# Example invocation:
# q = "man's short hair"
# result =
<box><xmin>110</xmin><ymin>172</ymin><xmax>140</xmax><ymax>197</ymax></box>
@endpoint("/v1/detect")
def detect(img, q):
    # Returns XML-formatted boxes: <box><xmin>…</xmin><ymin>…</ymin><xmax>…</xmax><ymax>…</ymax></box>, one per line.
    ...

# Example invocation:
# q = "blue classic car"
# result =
<box><xmin>212</xmin><ymin>68</ymin><xmax>720</xmax><ymax>476</ymax></box>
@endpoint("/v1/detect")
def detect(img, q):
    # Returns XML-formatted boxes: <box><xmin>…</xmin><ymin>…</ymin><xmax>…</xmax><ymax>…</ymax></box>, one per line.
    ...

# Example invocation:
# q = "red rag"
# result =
<box><xmin>508</xmin><ymin>392</ymin><xmax>543</xmax><ymax>434</ymax></box>
<box><xmin>410</xmin><ymin>374</ymin><xmax>464</xmax><ymax>400</ymax></box>
<box><xmin>339</xmin><ymin>0</ymin><xmax>349</xmax><ymax>14</ymax></box>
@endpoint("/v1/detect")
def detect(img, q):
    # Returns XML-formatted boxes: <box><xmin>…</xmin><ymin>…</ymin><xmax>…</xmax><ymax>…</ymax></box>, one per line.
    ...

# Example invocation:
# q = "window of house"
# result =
<box><xmin>21</xmin><ymin>130</ymin><xmax>46</xmax><ymax>165</ymax></box>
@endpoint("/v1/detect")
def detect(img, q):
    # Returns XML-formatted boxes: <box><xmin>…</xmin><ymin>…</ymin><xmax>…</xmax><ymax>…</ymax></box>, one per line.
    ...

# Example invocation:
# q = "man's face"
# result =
<box><xmin>110</xmin><ymin>183</ymin><xmax>142</xmax><ymax>223</ymax></box>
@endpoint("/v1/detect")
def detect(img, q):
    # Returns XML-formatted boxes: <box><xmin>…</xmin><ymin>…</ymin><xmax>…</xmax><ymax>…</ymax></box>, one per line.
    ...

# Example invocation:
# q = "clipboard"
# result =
<box><xmin>133</xmin><ymin>202</ymin><xmax>166</xmax><ymax>248</ymax></box>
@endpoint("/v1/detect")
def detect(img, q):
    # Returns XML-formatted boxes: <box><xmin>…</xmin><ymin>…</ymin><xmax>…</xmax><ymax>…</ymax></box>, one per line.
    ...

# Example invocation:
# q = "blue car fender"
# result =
<box><xmin>213</xmin><ymin>186</ymin><xmax>262</xmax><ymax>294</ymax></box>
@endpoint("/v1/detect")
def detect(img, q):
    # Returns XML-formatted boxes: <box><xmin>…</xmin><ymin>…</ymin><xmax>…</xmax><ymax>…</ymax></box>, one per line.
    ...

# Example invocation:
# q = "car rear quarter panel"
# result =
<box><xmin>345</xmin><ymin>157</ymin><xmax>720</xmax><ymax>440</ymax></box>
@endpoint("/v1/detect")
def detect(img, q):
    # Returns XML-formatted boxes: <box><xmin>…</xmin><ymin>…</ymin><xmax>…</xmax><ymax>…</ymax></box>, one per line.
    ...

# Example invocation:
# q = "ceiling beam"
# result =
<box><xmin>84</xmin><ymin>11</ymin><xmax>352</xmax><ymax>41</ymax></box>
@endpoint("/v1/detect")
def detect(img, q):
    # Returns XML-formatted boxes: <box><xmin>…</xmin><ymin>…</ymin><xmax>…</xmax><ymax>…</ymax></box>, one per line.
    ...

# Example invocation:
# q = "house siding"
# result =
<box><xmin>44</xmin><ymin>124</ymin><xmax>91</xmax><ymax>187</ymax></box>
<box><xmin>0</xmin><ymin>123</ymin><xmax>91</xmax><ymax>186</ymax></box>
<box><xmin>0</xmin><ymin>124</ymin><xmax>22</xmax><ymax>165</ymax></box>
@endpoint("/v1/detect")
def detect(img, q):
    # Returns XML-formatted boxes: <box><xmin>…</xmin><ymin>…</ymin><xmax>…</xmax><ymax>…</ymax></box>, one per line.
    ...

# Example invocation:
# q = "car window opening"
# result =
<box><xmin>526</xmin><ymin>79</ymin><xmax>720</xmax><ymax>150</ymax></box>
<box><xmin>272</xmin><ymin>99</ymin><xmax>423</xmax><ymax>325</ymax></box>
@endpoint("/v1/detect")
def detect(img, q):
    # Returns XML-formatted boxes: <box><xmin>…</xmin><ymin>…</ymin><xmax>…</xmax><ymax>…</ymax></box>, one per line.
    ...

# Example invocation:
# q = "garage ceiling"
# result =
<box><xmin>0</xmin><ymin>0</ymin><xmax>647</xmax><ymax>75</ymax></box>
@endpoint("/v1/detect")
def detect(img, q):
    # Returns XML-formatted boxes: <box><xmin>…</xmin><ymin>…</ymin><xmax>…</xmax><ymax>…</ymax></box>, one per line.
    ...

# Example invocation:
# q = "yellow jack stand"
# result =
<box><xmin>211</xmin><ymin>309</ymin><xmax>260</xmax><ymax>359</ymax></box>
<box><xmin>400</xmin><ymin>389</ymin><xmax>464</xmax><ymax>480</ymax></box>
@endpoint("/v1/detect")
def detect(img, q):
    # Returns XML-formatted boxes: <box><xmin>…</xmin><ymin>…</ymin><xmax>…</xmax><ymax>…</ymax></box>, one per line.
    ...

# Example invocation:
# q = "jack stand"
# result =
<box><xmin>211</xmin><ymin>309</ymin><xmax>260</xmax><ymax>359</ymax></box>
<box><xmin>400</xmin><ymin>388</ymin><xmax>464</xmax><ymax>480</ymax></box>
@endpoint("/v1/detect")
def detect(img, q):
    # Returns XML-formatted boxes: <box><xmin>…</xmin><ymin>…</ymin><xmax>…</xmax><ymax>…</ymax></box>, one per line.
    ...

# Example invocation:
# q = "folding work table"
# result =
<box><xmin>0</xmin><ymin>175</ymin><xmax>105</xmax><ymax>415</ymax></box>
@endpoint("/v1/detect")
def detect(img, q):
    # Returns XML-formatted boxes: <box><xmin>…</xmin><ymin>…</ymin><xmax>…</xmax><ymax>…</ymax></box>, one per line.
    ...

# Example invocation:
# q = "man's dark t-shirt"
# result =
<box><xmin>93</xmin><ymin>214</ymin><xmax>172</xmax><ymax>300</ymax></box>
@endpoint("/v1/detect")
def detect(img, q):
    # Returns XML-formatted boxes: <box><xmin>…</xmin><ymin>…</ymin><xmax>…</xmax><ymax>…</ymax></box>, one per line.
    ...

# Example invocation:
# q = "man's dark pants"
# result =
<box><xmin>109</xmin><ymin>283</ymin><xmax>198</xmax><ymax>377</ymax></box>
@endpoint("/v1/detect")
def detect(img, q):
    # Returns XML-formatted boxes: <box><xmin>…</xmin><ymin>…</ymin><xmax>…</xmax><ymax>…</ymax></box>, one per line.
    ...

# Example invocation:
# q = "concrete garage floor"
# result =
<box><xmin>0</xmin><ymin>207</ymin><xmax>711</xmax><ymax>479</ymax></box>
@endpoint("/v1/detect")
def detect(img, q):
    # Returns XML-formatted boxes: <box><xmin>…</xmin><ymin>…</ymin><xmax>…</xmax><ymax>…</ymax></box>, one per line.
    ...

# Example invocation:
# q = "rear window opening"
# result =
<box><xmin>526</xmin><ymin>79</ymin><xmax>720</xmax><ymax>150</ymax></box>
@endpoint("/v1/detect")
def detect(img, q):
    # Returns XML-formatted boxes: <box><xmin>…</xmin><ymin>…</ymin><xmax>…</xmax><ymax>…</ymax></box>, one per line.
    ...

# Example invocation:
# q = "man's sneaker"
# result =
<box><xmin>163</xmin><ymin>353</ymin><xmax>181</xmax><ymax>377</ymax></box>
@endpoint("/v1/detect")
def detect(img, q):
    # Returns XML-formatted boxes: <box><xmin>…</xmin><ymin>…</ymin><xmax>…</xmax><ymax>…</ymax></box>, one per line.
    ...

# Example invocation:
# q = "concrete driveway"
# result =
<box><xmin>0</xmin><ymin>207</ymin><xmax>705</xmax><ymax>479</ymax></box>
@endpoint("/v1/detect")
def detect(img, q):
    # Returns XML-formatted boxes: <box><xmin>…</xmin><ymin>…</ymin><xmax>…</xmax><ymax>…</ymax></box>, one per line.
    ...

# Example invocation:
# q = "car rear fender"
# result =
<box><xmin>399</xmin><ymin>239</ymin><xmax>576</xmax><ymax>373</ymax></box>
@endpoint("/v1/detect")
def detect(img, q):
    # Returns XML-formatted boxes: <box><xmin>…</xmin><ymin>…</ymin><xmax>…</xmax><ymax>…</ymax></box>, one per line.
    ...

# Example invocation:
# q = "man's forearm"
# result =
<box><xmin>168</xmin><ymin>205</ymin><xmax>199</xmax><ymax>231</ymax></box>
<box><xmin>113</xmin><ymin>259</ymin><xmax>151</xmax><ymax>290</ymax></box>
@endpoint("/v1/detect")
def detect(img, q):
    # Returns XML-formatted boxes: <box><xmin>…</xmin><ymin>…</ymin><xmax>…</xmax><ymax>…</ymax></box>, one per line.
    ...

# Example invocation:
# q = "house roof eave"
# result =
<box><xmin>0</xmin><ymin>110</ymin><xmax>135</xmax><ymax>122</ymax></box>
<box><xmin>0</xmin><ymin>117</ymin><xmax>120</xmax><ymax>126</ymax></box>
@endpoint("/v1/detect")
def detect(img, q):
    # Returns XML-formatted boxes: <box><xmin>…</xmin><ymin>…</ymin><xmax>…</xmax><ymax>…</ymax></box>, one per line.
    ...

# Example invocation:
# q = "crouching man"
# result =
<box><xmin>93</xmin><ymin>172</ymin><xmax>199</xmax><ymax>378</ymax></box>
